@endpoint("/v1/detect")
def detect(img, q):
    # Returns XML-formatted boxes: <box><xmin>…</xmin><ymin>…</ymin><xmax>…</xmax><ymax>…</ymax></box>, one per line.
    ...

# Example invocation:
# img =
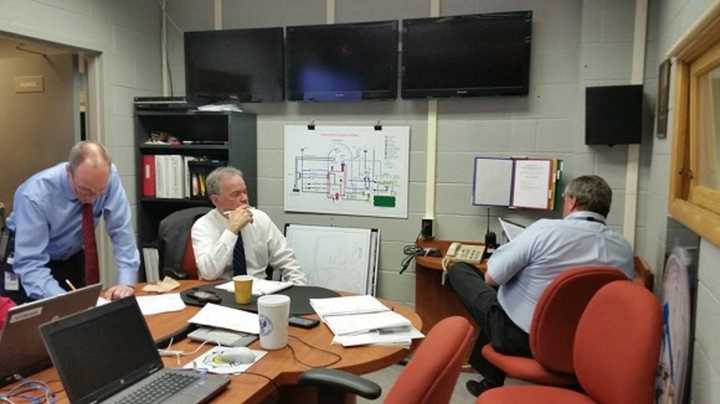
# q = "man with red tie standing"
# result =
<box><xmin>4</xmin><ymin>141</ymin><xmax>138</xmax><ymax>301</ymax></box>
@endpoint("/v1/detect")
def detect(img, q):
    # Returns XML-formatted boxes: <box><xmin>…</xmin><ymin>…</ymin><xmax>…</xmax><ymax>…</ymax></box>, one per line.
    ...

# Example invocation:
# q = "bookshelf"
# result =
<box><xmin>134</xmin><ymin>110</ymin><xmax>257</xmax><ymax>248</ymax></box>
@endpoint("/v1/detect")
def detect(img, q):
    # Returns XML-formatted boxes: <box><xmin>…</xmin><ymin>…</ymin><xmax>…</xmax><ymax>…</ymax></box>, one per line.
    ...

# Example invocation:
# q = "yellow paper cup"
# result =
<box><xmin>233</xmin><ymin>275</ymin><xmax>253</xmax><ymax>304</ymax></box>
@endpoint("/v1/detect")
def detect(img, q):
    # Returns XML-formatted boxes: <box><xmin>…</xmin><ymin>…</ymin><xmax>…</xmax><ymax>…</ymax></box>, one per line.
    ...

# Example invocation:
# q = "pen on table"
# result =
<box><xmin>65</xmin><ymin>279</ymin><xmax>77</xmax><ymax>291</ymax></box>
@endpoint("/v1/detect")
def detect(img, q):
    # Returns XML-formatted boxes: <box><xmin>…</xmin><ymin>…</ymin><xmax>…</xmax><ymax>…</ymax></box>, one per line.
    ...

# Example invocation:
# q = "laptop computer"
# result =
<box><xmin>40</xmin><ymin>296</ymin><xmax>229</xmax><ymax>404</ymax></box>
<box><xmin>498</xmin><ymin>217</ymin><xmax>527</xmax><ymax>242</ymax></box>
<box><xmin>0</xmin><ymin>283</ymin><xmax>102</xmax><ymax>387</ymax></box>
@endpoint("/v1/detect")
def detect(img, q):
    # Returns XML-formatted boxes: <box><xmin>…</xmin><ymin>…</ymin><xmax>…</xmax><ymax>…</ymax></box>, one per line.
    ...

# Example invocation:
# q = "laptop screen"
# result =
<box><xmin>41</xmin><ymin>297</ymin><xmax>162</xmax><ymax>403</ymax></box>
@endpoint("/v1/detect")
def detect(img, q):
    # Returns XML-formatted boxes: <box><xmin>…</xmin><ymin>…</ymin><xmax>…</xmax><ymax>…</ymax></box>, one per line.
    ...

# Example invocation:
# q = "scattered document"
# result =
<box><xmin>184</xmin><ymin>347</ymin><xmax>266</xmax><ymax>374</ymax></box>
<box><xmin>188</xmin><ymin>303</ymin><xmax>260</xmax><ymax>334</ymax></box>
<box><xmin>136</xmin><ymin>293</ymin><xmax>186</xmax><ymax>316</ymax></box>
<box><xmin>215</xmin><ymin>279</ymin><xmax>293</xmax><ymax>296</ymax></box>
<box><xmin>332</xmin><ymin>327</ymin><xmax>424</xmax><ymax>347</ymax></box>
<box><xmin>142</xmin><ymin>276</ymin><xmax>181</xmax><ymax>293</ymax></box>
<box><xmin>310</xmin><ymin>295</ymin><xmax>390</xmax><ymax>318</ymax></box>
<box><xmin>323</xmin><ymin>311</ymin><xmax>412</xmax><ymax>336</ymax></box>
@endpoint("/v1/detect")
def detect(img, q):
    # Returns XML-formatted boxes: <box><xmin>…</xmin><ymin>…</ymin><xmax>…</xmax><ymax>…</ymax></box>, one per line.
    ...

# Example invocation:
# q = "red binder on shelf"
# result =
<box><xmin>141</xmin><ymin>155</ymin><xmax>156</xmax><ymax>197</ymax></box>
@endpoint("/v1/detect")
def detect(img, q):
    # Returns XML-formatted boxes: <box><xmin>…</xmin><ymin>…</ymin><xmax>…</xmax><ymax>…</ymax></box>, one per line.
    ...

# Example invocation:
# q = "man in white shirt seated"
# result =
<box><xmin>191</xmin><ymin>167</ymin><xmax>306</xmax><ymax>284</ymax></box>
<box><xmin>447</xmin><ymin>175</ymin><xmax>633</xmax><ymax>397</ymax></box>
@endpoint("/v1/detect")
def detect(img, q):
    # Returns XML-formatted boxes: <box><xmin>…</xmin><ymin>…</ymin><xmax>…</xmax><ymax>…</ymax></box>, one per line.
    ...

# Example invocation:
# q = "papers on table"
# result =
<box><xmin>136</xmin><ymin>293</ymin><xmax>186</xmax><ymax>316</ymax></box>
<box><xmin>323</xmin><ymin>311</ymin><xmax>411</xmax><ymax>336</ymax></box>
<box><xmin>215</xmin><ymin>279</ymin><xmax>293</xmax><ymax>296</ymax></box>
<box><xmin>333</xmin><ymin>327</ymin><xmax>425</xmax><ymax>348</ymax></box>
<box><xmin>188</xmin><ymin>303</ymin><xmax>260</xmax><ymax>334</ymax></box>
<box><xmin>310</xmin><ymin>295</ymin><xmax>390</xmax><ymax>317</ymax></box>
<box><xmin>184</xmin><ymin>346</ymin><xmax>266</xmax><ymax>374</ymax></box>
<box><xmin>310</xmin><ymin>295</ymin><xmax>424</xmax><ymax>347</ymax></box>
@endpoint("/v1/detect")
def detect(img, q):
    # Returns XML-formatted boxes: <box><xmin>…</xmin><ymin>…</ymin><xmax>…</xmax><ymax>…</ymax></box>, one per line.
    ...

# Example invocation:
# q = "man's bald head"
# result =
<box><xmin>66</xmin><ymin>141</ymin><xmax>113</xmax><ymax>203</ymax></box>
<box><xmin>68</xmin><ymin>141</ymin><xmax>112</xmax><ymax>176</ymax></box>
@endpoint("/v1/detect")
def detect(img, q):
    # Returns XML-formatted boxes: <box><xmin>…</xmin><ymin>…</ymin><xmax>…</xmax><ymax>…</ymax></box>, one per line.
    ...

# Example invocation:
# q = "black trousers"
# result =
<box><xmin>447</xmin><ymin>262</ymin><xmax>532</xmax><ymax>386</ymax></box>
<box><xmin>2</xmin><ymin>251</ymin><xmax>85</xmax><ymax>303</ymax></box>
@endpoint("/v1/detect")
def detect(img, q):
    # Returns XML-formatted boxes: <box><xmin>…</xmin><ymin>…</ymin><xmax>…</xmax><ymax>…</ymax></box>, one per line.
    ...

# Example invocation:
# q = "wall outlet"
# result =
<box><xmin>421</xmin><ymin>218</ymin><xmax>434</xmax><ymax>239</ymax></box>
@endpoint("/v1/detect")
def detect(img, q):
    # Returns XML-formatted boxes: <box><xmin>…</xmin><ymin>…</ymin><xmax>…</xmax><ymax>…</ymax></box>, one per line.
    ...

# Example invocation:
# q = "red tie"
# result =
<box><xmin>82</xmin><ymin>204</ymin><xmax>99</xmax><ymax>285</ymax></box>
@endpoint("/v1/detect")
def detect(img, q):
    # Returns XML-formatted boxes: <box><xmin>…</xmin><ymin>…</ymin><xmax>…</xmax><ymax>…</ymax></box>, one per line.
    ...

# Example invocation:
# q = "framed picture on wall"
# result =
<box><xmin>657</xmin><ymin>59</ymin><xmax>671</xmax><ymax>138</ymax></box>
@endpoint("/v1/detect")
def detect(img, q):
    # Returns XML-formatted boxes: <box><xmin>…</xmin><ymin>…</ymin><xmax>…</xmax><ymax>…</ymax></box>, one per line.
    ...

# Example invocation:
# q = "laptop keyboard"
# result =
<box><xmin>116</xmin><ymin>372</ymin><xmax>199</xmax><ymax>404</ymax></box>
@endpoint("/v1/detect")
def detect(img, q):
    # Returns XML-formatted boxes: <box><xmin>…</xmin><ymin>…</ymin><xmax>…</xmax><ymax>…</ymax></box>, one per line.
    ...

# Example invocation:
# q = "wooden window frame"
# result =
<box><xmin>669</xmin><ymin>6</ymin><xmax>720</xmax><ymax>245</ymax></box>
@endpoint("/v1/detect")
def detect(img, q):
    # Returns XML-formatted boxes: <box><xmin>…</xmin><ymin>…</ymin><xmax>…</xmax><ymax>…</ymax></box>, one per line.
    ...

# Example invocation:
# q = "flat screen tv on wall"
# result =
<box><xmin>184</xmin><ymin>27</ymin><xmax>284</xmax><ymax>102</ymax></box>
<box><xmin>285</xmin><ymin>20</ymin><xmax>398</xmax><ymax>101</ymax></box>
<box><xmin>401</xmin><ymin>11</ymin><xmax>532</xmax><ymax>98</ymax></box>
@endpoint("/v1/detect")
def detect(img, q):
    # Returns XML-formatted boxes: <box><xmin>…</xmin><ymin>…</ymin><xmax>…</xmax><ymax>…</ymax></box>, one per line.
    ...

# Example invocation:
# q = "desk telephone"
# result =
<box><xmin>441</xmin><ymin>243</ymin><xmax>486</xmax><ymax>285</ymax></box>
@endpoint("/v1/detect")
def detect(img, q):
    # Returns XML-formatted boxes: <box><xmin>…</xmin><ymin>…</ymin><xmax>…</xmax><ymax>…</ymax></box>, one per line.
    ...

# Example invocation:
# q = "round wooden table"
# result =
<box><xmin>15</xmin><ymin>281</ymin><xmax>422</xmax><ymax>404</ymax></box>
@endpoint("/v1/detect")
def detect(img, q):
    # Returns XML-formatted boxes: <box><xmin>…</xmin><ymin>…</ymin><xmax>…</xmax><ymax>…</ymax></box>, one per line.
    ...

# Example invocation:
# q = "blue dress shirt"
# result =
<box><xmin>7</xmin><ymin>163</ymin><xmax>139</xmax><ymax>299</ymax></box>
<box><xmin>487</xmin><ymin>211</ymin><xmax>634</xmax><ymax>332</ymax></box>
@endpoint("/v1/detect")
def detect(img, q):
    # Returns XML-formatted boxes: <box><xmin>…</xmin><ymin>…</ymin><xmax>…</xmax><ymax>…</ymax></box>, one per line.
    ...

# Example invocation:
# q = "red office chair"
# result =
<box><xmin>299</xmin><ymin>316</ymin><xmax>474</xmax><ymax>404</ymax></box>
<box><xmin>482</xmin><ymin>266</ymin><xmax>627</xmax><ymax>386</ymax></box>
<box><xmin>477</xmin><ymin>280</ymin><xmax>662</xmax><ymax>404</ymax></box>
<box><xmin>181</xmin><ymin>232</ymin><xmax>199</xmax><ymax>279</ymax></box>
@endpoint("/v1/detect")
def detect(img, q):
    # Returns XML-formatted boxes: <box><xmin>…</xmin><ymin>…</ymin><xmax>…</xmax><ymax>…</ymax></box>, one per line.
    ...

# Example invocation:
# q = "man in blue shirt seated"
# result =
<box><xmin>5</xmin><ymin>141</ymin><xmax>139</xmax><ymax>301</ymax></box>
<box><xmin>448</xmin><ymin>175</ymin><xmax>634</xmax><ymax>397</ymax></box>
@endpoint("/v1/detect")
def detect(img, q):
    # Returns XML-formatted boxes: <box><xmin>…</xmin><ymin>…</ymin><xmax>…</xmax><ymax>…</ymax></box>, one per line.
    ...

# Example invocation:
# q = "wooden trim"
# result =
<box><xmin>669</xmin><ymin>61</ymin><xmax>690</xmax><ymax>202</ymax></box>
<box><xmin>673</xmin><ymin>8</ymin><xmax>720</xmax><ymax>61</ymax></box>
<box><xmin>689</xmin><ymin>185</ymin><xmax>720</xmax><ymax>215</ymax></box>
<box><xmin>670</xmin><ymin>198</ymin><xmax>720</xmax><ymax>246</ymax></box>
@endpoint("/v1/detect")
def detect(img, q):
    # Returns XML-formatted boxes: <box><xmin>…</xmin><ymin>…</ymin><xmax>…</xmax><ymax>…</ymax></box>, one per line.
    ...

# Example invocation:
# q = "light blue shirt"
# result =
<box><xmin>7</xmin><ymin>163</ymin><xmax>139</xmax><ymax>299</ymax></box>
<box><xmin>487</xmin><ymin>211</ymin><xmax>634</xmax><ymax>333</ymax></box>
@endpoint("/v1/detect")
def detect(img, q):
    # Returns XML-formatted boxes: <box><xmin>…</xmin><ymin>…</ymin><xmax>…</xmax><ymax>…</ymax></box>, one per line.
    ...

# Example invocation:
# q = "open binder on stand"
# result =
<box><xmin>472</xmin><ymin>157</ymin><xmax>564</xmax><ymax>210</ymax></box>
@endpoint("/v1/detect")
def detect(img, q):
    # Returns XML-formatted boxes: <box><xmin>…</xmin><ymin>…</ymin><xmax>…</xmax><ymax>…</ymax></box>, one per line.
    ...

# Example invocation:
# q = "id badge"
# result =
<box><xmin>4</xmin><ymin>271</ymin><xmax>19</xmax><ymax>291</ymax></box>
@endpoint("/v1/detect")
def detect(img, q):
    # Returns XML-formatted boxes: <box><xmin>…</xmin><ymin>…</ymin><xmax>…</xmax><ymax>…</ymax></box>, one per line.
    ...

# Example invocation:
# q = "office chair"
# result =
<box><xmin>299</xmin><ymin>316</ymin><xmax>474</xmax><ymax>404</ymax></box>
<box><xmin>477</xmin><ymin>280</ymin><xmax>662</xmax><ymax>404</ymax></box>
<box><xmin>482</xmin><ymin>266</ymin><xmax>627</xmax><ymax>386</ymax></box>
<box><xmin>158</xmin><ymin>207</ymin><xmax>211</xmax><ymax>279</ymax></box>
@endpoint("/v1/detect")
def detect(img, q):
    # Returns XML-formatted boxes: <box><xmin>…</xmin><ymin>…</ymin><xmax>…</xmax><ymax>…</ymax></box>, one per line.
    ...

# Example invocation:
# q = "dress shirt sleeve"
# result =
<box><xmin>486</xmin><ymin>223</ymin><xmax>539</xmax><ymax>285</ymax></box>
<box><xmin>102</xmin><ymin>170</ymin><xmax>140</xmax><ymax>286</ymax></box>
<box><xmin>191</xmin><ymin>217</ymin><xmax>236</xmax><ymax>280</ymax></box>
<box><xmin>11</xmin><ymin>194</ymin><xmax>65</xmax><ymax>298</ymax></box>
<box><xmin>265</xmin><ymin>220</ymin><xmax>306</xmax><ymax>285</ymax></box>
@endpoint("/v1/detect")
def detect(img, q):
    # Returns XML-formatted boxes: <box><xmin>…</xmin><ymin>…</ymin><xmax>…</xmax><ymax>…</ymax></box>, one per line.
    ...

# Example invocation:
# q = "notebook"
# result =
<box><xmin>40</xmin><ymin>297</ymin><xmax>229</xmax><ymax>404</ymax></box>
<box><xmin>498</xmin><ymin>217</ymin><xmax>527</xmax><ymax>242</ymax></box>
<box><xmin>0</xmin><ymin>283</ymin><xmax>102</xmax><ymax>387</ymax></box>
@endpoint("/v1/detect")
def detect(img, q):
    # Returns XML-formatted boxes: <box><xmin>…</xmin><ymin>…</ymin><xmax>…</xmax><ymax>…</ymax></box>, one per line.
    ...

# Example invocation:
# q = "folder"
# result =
<box><xmin>473</xmin><ymin>157</ymin><xmax>562</xmax><ymax>210</ymax></box>
<box><xmin>141</xmin><ymin>155</ymin><xmax>155</xmax><ymax>197</ymax></box>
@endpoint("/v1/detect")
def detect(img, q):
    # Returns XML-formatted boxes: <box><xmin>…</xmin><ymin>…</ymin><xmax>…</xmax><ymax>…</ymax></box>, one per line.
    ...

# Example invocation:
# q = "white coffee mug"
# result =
<box><xmin>257</xmin><ymin>294</ymin><xmax>290</xmax><ymax>350</ymax></box>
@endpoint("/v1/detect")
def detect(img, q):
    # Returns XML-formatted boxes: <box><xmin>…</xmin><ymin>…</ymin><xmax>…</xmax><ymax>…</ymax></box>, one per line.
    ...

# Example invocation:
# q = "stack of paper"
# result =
<box><xmin>188</xmin><ymin>303</ymin><xmax>260</xmax><ymax>334</ymax></box>
<box><xmin>215</xmin><ymin>279</ymin><xmax>293</xmax><ymax>296</ymax></box>
<box><xmin>310</xmin><ymin>295</ymin><xmax>424</xmax><ymax>347</ymax></box>
<box><xmin>136</xmin><ymin>293</ymin><xmax>186</xmax><ymax>316</ymax></box>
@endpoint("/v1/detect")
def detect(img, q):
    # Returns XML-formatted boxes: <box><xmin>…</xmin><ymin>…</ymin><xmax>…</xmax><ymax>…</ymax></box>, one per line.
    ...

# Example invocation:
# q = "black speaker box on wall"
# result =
<box><xmin>585</xmin><ymin>84</ymin><xmax>643</xmax><ymax>145</ymax></box>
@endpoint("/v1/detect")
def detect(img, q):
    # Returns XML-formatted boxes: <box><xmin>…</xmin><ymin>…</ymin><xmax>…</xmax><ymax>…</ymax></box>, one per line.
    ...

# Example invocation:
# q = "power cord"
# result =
<box><xmin>0</xmin><ymin>378</ymin><xmax>57</xmax><ymax>404</ymax></box>
<box><xmin>286</xmin><ymin>335</ymin><xmax>342</xmax><ymax>368</ymax></box>
<box><xmin>399</xmin><ymin>245</ymin><xmax>441</xmax><ymax>274</ymax></box>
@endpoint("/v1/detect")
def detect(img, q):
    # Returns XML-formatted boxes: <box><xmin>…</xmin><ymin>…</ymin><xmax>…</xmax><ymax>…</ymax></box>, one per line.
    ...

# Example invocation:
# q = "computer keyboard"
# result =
<box><xmin>116</xmin><ymin>372</ymin><xmax>199</xmax><ymax>404</ymax></box>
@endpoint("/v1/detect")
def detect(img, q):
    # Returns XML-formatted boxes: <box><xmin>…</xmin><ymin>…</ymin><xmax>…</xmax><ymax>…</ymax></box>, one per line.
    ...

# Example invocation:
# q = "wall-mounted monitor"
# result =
<box><xmin>285</xmin><ymin>21</ymin><xmax>398</xmax><ymax>101</ymax></box>
<box><xmin>585</xmin><ymin>85</ymin><xmax>643</xmax><ymax>145</ymax></box>
<box><xmin>184</xmin><ymin>27</ymin><xmax>284</xmax><ymax>102</ymax></box>
<box><xmin>401</xmin><ymin>11</ymin><xmax>532</xmax><ymax>98</ymax></box>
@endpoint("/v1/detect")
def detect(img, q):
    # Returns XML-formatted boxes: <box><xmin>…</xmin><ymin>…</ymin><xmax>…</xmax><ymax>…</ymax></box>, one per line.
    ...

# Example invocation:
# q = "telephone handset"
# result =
<box><xmin>441</xmin><ymin>242</ymin><xmax>486</xmax><ymax>285</ymax></box>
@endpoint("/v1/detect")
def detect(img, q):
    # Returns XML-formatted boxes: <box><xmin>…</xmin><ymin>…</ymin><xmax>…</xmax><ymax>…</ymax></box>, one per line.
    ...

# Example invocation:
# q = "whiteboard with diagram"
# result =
<box><xmin>284</xmin><ymin>125</ymin><xmax>409</xmax><ymax>218</ymax></box>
